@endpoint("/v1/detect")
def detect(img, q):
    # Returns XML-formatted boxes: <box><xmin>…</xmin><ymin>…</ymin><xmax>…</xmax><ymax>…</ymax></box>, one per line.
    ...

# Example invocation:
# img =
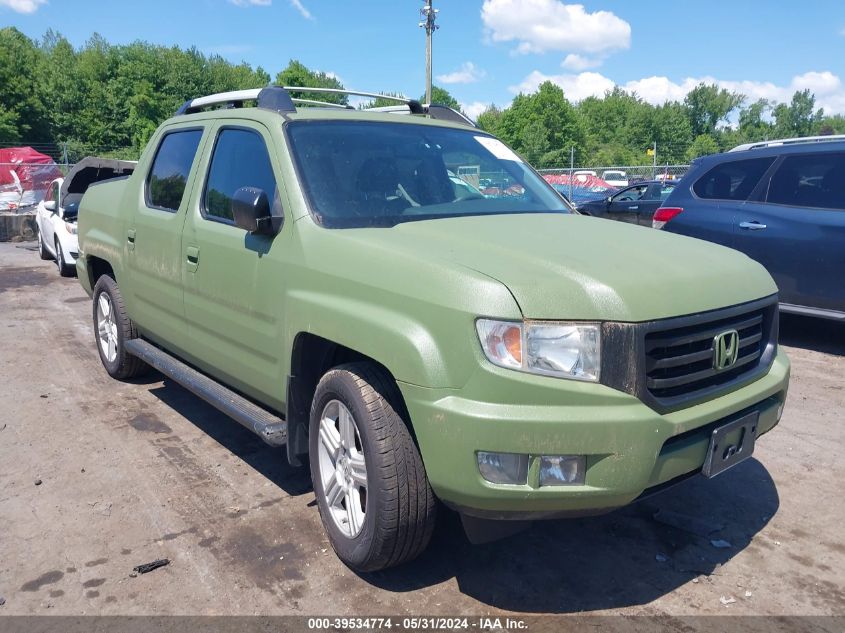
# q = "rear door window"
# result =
<box><xmin>146</xmin><ymin>129</ymin><xmax>204</xmax><ymax>212</ymax></box>
<box><xmin>766</xmin><ymin>152</ymin><xmax>845</xmax><ymax>210</ymax></box>
<box><xmin>693</xmin><ymin>157</ymin><xmax>775</xmax><ymax>201</ymax></box>
<box><xmin>203</xmin><ymin>128</ymin><xmax>279</xmax><ymax>223</ymax></box>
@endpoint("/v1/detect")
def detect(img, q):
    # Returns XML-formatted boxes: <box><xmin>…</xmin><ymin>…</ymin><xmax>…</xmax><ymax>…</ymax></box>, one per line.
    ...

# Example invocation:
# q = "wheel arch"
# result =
<box><xmin>85</xmin><ymin>255</ymin><xmax>115</xmax><ymax>288</ymax></box>
<box><xmin>286</xmin><ymin>332</ymin><xmax>412</xmax><ymax>466</ymax></box>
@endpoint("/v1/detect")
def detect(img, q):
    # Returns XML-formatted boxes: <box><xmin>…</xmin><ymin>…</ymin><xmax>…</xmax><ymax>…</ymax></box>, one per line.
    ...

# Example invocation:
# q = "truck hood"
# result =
<box><xmin>349</xmin><ymin>213</ymin><xmax>777</xmax><ymax>322</ymax></box>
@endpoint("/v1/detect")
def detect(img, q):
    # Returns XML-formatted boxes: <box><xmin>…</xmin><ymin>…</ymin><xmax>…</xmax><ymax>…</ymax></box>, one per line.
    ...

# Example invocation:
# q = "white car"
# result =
<box><xmin>602</xmin><ymin>170</ymin><xmax>629</xmax><ymax>187</ymax></box>
<box><xmin>35</xmin><ymin>157</ymin><xmax>137</xmax><ymax>276</ymax></box>
<box><xmin>36</xmin><ymin>177</ymin><xmax>79</xmax><ymax>276</ymax></box>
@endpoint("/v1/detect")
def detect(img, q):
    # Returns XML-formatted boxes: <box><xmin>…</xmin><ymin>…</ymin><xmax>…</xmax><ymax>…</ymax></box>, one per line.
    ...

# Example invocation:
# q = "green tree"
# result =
<box><xmin>476</xmin><ymin>105</ymin><xmax>503</xmax><ymax>135</ymax></box>
<box><xmin>275</xmin><ymin>59</ymin><xmax>347</xmax><ymax>105</ymax></box>
<box><xmin>497</xmin><ymin>81</ymin><xmax>584</xmax><ymax>168</ymax></box>
<box><xmin>421</xmin><ymin>85</ymin><xmax>461</xmax><ymax>110</ymax></box>
<box><xmin>773</xmin><ymin>90</ymin><xmax>823</xmax><ymax>138</ymax></box>
<box><xmin>684</xmin><ymin>83</ymin><xmax>744</xmax><ymax>137</ymax></box>
<box><xmin>686</xmin><ymin>134</ymin><xmax>720</xmax><ymax>160</ymax></box>
<box><xmin>0</xmin><ymin>27</ymin><xmax>51</xmax><ymax>142</ymax></box>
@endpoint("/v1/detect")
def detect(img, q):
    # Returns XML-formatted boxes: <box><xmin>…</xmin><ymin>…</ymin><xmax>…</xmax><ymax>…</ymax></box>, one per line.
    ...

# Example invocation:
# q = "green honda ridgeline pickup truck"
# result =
<box><xmin>77</xmin><ymin>87</ymin><xmax>790</xmax><ymax>572</ymax></box>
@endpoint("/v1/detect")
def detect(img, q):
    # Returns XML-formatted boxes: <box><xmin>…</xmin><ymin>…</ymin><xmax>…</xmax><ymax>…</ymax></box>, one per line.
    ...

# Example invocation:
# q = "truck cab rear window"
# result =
<box><xmin>146</xmin><ymin>129</ymin><xmax>203</xmax><ymax>212</ymax></box>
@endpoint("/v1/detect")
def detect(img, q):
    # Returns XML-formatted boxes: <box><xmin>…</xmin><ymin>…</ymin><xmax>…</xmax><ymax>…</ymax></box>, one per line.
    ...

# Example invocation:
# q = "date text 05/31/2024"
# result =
<box><xmin>307</xmin><ymin>617</ymin><xmax>528</xmax><ymax>630</ymax></box>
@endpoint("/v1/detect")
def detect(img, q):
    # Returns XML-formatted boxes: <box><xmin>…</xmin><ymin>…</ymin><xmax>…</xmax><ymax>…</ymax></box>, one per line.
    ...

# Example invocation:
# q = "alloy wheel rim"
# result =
<box><xmin>317</xmin><ymin>399</ymin><xmax>368</xmax><ymax>538</ymax></box>
<box><xmin>96</xmin><ymin>293</ymin><xmax>118</xmax><ymax>363</ymax></box>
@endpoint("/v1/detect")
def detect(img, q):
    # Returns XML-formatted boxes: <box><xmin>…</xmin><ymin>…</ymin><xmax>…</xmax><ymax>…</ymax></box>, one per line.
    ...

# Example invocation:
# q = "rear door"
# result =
<box><xmin>127</xmin><ymin>125</ymin><xmax>207</xmax><ymax>351</ymax></box>
<box><xmin>633</xmin><ymin>182</ymin><xmax>672</xmax><ymax>226</ymax></box>
<box><xmin>669</xmin><ymin>156</ymin><xmax>777</xmax><ymax>246</ymax></box>
<box><xmin>732</xmin><ymin>151</ymin><xmax>845</xmax><ymax>312</ymax></box>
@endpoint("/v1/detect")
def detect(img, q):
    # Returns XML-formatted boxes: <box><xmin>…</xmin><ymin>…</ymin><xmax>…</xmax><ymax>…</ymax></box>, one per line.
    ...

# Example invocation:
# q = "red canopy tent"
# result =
<box><xmin>0</xmin><ymin>147</ymin><xmax>63</xmax><ymax>211</ymax></box>
<box><xmin>542</xmin><ymin>173</ymin><xmax>612</xmax><ymax>189</ymax></box>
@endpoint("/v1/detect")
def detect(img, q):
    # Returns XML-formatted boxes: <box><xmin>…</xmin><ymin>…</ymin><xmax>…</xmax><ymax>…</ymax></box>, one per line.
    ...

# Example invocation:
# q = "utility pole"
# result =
<box><xmin>419</xmin><ymin>0</ymin><xmax>439</xmax><ymax>104</ymax></box>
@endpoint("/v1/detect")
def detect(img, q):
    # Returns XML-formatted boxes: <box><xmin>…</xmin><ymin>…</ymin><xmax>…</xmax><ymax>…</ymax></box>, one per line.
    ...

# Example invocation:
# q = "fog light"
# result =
<box><xmin>776</xmin><ymin>402</ymin><xmax>785</xmax><ymax>421</ymax></box>
<box><xmin>477</xmin><ymin>451</ymin><xmax>529</xmax><ymax>485</ymax></box>
<box><xmin>539</xmin><ymin>455</ymin><xmax>586</xmax><ymax>486</ymax></box>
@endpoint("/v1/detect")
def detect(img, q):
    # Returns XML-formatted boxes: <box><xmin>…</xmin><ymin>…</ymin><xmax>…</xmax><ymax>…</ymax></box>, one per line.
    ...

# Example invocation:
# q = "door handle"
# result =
<box><xmin>739</xmin><ymin>221</ymin><xmax>767</xmax><ymax>230</ymax></box>
<box><xmin>628</xmin><ymin>206</ymin><xmax>639</xmax><ymax>210</ymax></box>
<box><xmin>186</xmin><ymin>245</ymin><xmax>200</xmax><ymax>272</ymax></box>
<box><xmin>127</xmin><ymin>228</ymin><xmax>136</xmax><ymax>251</ymax></box>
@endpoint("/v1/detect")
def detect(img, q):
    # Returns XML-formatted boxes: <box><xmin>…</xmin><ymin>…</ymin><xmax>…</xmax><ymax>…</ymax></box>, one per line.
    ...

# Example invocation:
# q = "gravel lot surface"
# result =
<box><xmin>0</xmin><ymin>242</ymin><xmax>842</xmax><ymax>619</ymax></box>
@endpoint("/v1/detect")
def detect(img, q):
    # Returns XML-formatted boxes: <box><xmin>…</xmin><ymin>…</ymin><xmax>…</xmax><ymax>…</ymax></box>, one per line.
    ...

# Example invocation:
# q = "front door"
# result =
<box><xmin>181</xmin><ymin>121</ymin><xmax>289</xmax><ymax>409</ymax></box>
<box><xmin>127</xmin><ymin>126</ymin><xmax>206</xmax><ymax>351</ymax></box>
<box><xmin>606</xmin><ymin>184</ymin><xmax>649</xmax><ymax>224</ymax></box>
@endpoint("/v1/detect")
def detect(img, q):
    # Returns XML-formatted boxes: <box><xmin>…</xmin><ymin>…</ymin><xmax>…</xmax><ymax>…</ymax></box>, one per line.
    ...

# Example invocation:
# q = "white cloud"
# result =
<box><xmin>461</xmin><ymin>102</ymin><xmax>490</xmax><ymax>120</ymax></box>
<box><xmin>289</xmin><ymin>0</ymin><xmax>313</xmax><ymax>20</ymax></box>
<box><xmin>510</xmin><ymin>69</ymin><xmax>845</xmax><ymax>114</ymax></box>
<box><xmin>437</xmin><ymin>62</ymin><xmax>486</xmax><ymax>85</ymax></box>
<box><xmin>511</xmin><ymin>70</ymin><xmax>614</xmax><ymax>101</ymax></box>
<box><xmin>228</xmin><ymin>0</ymin><xmax>271</xmax><ymax>5</ymax></box>
<box><xmin>561</xmin><ymin>53</ymin><xmax>601</xmax><ymax>71</ymax></box>
<box><xmin>481</xmin><ymin>0</ymin><xmax>630</xmax><ymax>56</ymax></box>
<box><xmin>0</xmin><ymin>0</ymin><xmax>47</xmax><ymax>13</ymax></box>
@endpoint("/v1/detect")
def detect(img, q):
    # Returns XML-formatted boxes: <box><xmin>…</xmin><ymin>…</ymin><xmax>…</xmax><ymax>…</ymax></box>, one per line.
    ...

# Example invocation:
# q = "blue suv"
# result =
<box><xmin>656</xmin><ymin>137</ymin><xmax>845</xmax><ymax>321</ymax></box>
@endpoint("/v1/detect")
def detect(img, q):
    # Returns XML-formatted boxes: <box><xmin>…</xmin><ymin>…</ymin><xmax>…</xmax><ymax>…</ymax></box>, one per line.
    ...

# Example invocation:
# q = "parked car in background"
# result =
<box><xmin>602</xmin><ymin>170</ymin><xmax>629</xmax><ymax>187</ymax></box>
<box><xmin>36</xmin><ymin>178</ymin><xmax>79</xmax><ymax>276</ymax></box>
<box><xmin>543</xmin><ymin>174</ymin><xmax>616</xmax><ymax>207</ymax></box>
<box><xmin>577</xmin><ymin>180</ymin><xmax>676</xmax><ymax>226</ymax></box>
<box><xmin>549</xmin><ymin>183</ymin><xmax>617</xmax><ymax>207</ymax></box>
<box><xmin>36</xmin><ymin>158</ymin><xmax>136</xmax><ymax>276</ymax></box>
<box><xmin>655</xmin><ymin>136</ymin><xmax>845</xmax><ymax>321</ymax></box>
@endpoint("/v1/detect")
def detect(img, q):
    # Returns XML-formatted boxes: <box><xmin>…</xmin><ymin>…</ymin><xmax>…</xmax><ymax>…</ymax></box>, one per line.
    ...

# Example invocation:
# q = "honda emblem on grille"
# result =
<box><xmin>712</xmin><ymin>329</ymin><xmax>740</xmax><ymax>370</ymax></box>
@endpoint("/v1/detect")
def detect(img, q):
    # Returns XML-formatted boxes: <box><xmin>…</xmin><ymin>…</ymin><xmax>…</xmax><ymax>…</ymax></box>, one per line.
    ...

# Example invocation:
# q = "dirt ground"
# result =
<box><xmin>0</xmin><ymin>241</ymin><xmax>843</xmax><ymax>619</ymax></box>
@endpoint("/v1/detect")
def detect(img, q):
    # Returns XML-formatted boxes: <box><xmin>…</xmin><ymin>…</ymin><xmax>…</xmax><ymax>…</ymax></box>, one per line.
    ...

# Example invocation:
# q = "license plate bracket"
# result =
<box><xmin>702</xmin><ymin>411</ymin><xmax>758</xmax><ymax>479</ymax></box>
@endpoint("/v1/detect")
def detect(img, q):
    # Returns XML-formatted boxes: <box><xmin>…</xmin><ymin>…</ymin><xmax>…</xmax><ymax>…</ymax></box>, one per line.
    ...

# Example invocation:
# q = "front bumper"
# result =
<box><xmin>400</xmin><ymin>349</ymin><xmax>790</xmax><ymax>519</ymax></box>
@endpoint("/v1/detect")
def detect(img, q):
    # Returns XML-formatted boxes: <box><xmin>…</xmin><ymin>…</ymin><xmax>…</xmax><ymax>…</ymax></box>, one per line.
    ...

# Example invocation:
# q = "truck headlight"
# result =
<box><xmin>476</xmin><ymin>319</ymin><xmax>600</xmax><ymax>382</ymax></box>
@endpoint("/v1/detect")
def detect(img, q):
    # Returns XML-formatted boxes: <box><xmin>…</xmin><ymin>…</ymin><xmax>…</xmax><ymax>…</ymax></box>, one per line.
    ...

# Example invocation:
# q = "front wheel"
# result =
<box><xmin>37</xmin><ymin>227</ymin><xmax>51</xmax><ymax>260</ymax></box>
<box><xmin>55</xmin><ymin>238</ymin><xmax>73</xmax><ymax>277</ymax></box>
<box><xmin>92</xmin><ymin>275</ymin><xmax>149</xmax><ymax>379</ymax></box>
<box><xmin>309</xmin><ymin>362</ymin><xmax>436</xmax><ymax>572</ymax></box>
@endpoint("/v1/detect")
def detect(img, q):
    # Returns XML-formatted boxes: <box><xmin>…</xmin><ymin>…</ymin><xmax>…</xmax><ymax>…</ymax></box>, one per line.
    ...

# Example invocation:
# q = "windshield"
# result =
<box><xmin>287</xmin><ymin>121</ymin><xmax>569</xmax><ymax>228</ymax></box>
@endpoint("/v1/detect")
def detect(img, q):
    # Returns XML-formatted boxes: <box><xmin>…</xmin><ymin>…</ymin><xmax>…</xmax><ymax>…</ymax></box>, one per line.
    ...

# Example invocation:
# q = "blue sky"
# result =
<box><xmin>3</xmin><ymin>0</ymin><xmax>845</xmax><ymax>118</ymax></box>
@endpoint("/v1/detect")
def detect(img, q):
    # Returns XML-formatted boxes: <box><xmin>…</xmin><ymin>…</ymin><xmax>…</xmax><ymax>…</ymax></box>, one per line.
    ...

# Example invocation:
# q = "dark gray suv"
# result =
<box><xmin>655</xmin><ymin>137</ymin><xmax>845</xmax><ymax>321</ymax></box>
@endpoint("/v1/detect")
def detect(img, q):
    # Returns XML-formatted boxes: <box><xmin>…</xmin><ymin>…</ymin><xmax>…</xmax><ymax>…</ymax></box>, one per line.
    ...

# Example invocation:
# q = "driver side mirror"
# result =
<box><xmin>44</xmin><ymin>200</ymin><xmax>56</xmax><ymax>213</ymax></box>
<box><xmin>231</xmin><ymin>187</ymin><xmax>281</xmax><ymax>236</ymax></box>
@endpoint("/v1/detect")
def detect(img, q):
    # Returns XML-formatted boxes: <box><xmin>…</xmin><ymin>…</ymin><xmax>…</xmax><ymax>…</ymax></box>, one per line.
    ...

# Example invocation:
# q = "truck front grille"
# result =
<box><xmin>645</xmin><ymin>308</ymin><xmax>766</xmax><ymax>400</ymax></box>
<box><xmin>599</xmin><ymin>295</ymin><xmax>779</xmax><ymax>413</ymax></box>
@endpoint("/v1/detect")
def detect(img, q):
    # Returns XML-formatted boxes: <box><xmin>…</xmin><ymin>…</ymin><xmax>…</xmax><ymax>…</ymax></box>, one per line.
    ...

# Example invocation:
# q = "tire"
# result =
<box><xmin>309</xmin><ymin>362</ymin><xmax>436</xmax><ymax>572</ymax></box>
<box><xmin>55</xmin><ymin>238</ymin><xmax>73</xmax><ymax>277</ymax></box>
<box><xmin>92</xmin><ymin>275</ymin><xmax>149</xmax><ymax>380</ymax></box>
<box><xmin>37</xmin><ymin>227</ymin><xmax>51</xmax><ymax>260</ymax></box>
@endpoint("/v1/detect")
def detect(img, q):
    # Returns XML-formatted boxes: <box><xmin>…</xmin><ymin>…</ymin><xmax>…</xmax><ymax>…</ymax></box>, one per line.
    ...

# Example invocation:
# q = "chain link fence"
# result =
<box><xmin>538</xmin><ymin>164</ymin><xmax>690</xmax><ymax>184</ymax></box>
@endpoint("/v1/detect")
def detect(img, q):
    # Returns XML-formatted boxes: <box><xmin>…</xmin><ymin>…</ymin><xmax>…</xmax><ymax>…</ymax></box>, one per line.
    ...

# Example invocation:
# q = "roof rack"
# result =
<box><xmin>729</xmin><ymin>134</ymin><xmax>845</xmax><ymax>152</ymax></box>
<box><xmin>174</xmin><ymin>86</ymin><xmax>476</xmax><ymax>127</ymax></box>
